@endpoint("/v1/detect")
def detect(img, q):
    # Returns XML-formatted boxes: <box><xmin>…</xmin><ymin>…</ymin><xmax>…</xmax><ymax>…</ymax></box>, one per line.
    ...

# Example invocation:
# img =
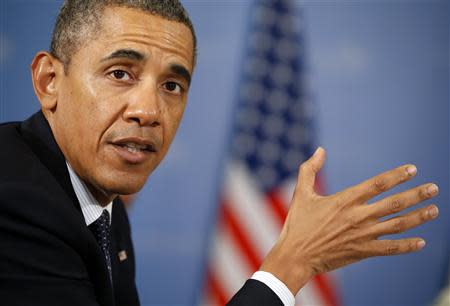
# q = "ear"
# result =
<box><xmin>30</xmin><ymin>51</ymin><xmax>64</xmax><ymax>111</ymax></box>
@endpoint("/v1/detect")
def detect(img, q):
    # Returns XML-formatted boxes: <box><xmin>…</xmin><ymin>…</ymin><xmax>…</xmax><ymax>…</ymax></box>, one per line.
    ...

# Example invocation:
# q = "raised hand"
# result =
<box><xmin>260</xmin><ymin>147</ymin><xmax>439</xmax><ymax>295</ymax></box>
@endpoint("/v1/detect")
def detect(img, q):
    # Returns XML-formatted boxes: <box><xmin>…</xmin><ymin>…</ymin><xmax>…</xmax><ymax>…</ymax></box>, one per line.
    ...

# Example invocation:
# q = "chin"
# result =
<box><xmin>100</xmin><ymin>175</ymin><xmax>148</xmax><ymax>196</ymax></box>
<box><xmin>114</xmin><ymin>181</ymin><xmax>146</xmax><ymax>195</ymax></box>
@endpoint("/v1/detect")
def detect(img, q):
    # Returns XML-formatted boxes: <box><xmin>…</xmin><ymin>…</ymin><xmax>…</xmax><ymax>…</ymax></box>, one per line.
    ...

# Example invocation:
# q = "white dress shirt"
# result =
<box><xmin>66</xmin><ymin>162</ymin><xmax>112</xmax><ymax>225</ymax></box>
<box><xmin>66</xmin><ymin>162</ymin><xmax>294</xmax><ymax>305</ymax></box>
<box><xmin>251</xmin><ymin>271</ymin><xmax>295</xmax><ymax>305</ymax></box>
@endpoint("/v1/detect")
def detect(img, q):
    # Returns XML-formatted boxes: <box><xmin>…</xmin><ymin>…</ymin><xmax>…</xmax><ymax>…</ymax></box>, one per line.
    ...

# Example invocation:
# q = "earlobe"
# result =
<box><xmin>30</xmin><ymin>51</ymin><xmax>64</xmax><ymax>111</ymax></box>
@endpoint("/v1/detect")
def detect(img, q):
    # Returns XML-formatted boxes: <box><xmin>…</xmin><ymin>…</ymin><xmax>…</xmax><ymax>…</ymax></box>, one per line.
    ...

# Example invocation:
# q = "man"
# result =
<box><xmin>0</xmin><ymin>0</ymin><xmax>439</xmax><ymax>305</ymax></box>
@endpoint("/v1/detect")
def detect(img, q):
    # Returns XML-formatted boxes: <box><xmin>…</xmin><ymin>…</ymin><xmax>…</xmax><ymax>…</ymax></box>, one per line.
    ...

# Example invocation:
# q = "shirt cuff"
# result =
<box><xmin>251</xmin><ymin>271</ymin><xmax>295</xmax><ymax>306</ymax></box>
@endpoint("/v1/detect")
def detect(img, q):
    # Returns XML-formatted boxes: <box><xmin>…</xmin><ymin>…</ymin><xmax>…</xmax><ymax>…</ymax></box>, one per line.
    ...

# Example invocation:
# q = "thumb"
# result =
<box><xmin>297</xmin><ymin>147</ymin><xmax>326</xmax><ymax>193</ymax></box>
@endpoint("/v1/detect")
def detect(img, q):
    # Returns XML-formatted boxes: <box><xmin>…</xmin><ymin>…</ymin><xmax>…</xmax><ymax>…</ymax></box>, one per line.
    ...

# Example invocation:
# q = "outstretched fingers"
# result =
<box><xmin>367</xmin><ymin>183</ymin><xmax>439</xmax><ymax>219</ymax></box>
<box><xmin>368</xmin><ymin>204</ymin><xmax>439</xmax><ymax>238</ymax></box>
<box><xmin>343</xmin><ymin>164</ymin><xmax>418</xmax><ymax>204</ymax></box>
<box><xmin>365</xmin><ymin>238</ymin><xmax>427</xmax><ymax>257</ymax></box>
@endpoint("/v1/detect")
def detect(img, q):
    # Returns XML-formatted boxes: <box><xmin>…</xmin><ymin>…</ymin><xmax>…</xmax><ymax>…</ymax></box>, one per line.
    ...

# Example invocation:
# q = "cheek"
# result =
<box><xmin>64</xmin><ymin>79</ymin><xmax>97</xmax><ymax>119</ymax></box>
<box><xmin>72</xmin><ymin>80</ymin><xmax>122</xmax><ymax>137</ymax></box>
<box><xmin>165</xmin><ymin>106</ymin><xmax>186</xmax><ymax>139</ymax></box>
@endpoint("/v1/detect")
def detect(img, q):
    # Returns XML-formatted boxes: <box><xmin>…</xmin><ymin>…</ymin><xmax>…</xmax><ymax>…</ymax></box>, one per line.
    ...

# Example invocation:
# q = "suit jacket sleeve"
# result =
<box><xmin>226</xmin><ymin>279</ymin><xmax>284</xmax><ymax>306</ymax></box>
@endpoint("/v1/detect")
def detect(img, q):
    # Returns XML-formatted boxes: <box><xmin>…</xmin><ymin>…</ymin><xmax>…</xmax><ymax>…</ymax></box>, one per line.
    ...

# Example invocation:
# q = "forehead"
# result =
<box><xmin>80</xmin><ymin>6</ymin><xmax>194</xmax><ymax>71</ymax></box>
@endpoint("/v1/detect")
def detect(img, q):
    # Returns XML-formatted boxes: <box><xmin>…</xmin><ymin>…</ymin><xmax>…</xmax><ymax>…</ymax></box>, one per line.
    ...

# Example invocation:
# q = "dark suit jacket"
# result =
<box><xmin>0</xmin><ymin>112</ymin><xmax>282</xmax><ymax>306</ymax></box>
<box><xmin>0</xmin><ymin>112</ymin><xmax>139</xmax><ymax>306</ymax></box>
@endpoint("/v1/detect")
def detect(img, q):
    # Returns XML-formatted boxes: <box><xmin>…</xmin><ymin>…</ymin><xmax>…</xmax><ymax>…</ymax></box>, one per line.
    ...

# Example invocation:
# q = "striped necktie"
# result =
<box><xmin>89</xmin><ymin>209</ymin><xmax>112</xmax><ymax>283</ymax></box>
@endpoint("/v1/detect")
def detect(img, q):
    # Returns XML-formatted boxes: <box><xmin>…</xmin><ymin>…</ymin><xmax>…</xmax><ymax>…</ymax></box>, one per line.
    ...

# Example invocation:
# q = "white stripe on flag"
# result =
<box><xmin>296</xmin><ymin>280</ymin><xmax>325</xmax><ymax>306</ymax></box>
<box><xmin>279</xmin><ymin>180</ymin><xmax>296</xmax><ymax>210</ymax></box>
<box><xmin>224</xmin><ymin>162</ymin><xmax>281</xmax><ymax>258</ymax></box>
<box><xmin>210</xmin><ymin>225</ymin><xmax>252</xmax><ymax>299</ymax></box>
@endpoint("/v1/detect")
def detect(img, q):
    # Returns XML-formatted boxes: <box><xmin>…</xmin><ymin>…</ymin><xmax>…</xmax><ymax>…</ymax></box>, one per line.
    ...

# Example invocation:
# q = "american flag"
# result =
<box><xmin>202</xmin><ymin>0</ymin><xmax>340</xmax><ymax>305</ymax></box>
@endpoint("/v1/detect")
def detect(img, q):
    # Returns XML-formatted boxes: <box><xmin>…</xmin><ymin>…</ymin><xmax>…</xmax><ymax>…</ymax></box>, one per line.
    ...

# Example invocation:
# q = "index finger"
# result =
<box><xmin>342</xmin><ymin>164</ymin><xmax>417</xmax><ymax>204</ymax></box>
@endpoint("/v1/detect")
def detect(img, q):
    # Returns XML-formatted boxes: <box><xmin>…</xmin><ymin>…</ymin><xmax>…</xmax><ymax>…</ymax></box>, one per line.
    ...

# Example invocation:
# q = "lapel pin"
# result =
<box><xmin>118</xmin><ymin>250</ymin><xmax>127</xmax><ymax>262</ymax></box>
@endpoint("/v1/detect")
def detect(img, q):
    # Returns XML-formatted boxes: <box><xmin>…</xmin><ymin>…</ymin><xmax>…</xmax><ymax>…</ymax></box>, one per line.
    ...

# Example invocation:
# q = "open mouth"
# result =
<box><xmin>109</xmin><ymin>138</ymin><xmax>158</xmax><ymax>164</ymax></box>
<box><xmin>115</xmin><ymin>142</ymin><xmax>156</xmax><ymax>153</ymax></box>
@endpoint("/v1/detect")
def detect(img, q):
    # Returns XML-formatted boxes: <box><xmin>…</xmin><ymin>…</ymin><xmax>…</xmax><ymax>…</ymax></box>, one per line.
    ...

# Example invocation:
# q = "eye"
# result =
<box><xmin>163</xmin><ymin>81</ymin><xmax>182</xmax><ymax>94</ymax></box>
<box><xmin>109</xmin><ymin>70</ymin><xmax>131</xmax><ymax>81</ymax></box>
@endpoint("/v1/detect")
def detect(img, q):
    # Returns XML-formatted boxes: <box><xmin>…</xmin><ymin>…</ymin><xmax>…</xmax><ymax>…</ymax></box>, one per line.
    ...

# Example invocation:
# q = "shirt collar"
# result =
<box><xmin>66</xmin><ymin>162</ymin><xmax>113</xmax><ymax>226</ymax></box>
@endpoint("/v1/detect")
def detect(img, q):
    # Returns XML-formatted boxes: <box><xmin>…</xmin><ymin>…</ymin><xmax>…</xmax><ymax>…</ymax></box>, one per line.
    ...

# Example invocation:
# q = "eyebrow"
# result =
<box><xmin>101</xmin><ymin>49</ymin><xmax>145</xmax><ymax>62</ymax></box>
<box><xmin>101</xmin><ymin>48</ymin><xmax>191</xmax><ymax>85</ymax></box>
<box><xmin>170</xmin><ymin>64</ymin><xmax>191</xmax><ymax>86</ymax></box>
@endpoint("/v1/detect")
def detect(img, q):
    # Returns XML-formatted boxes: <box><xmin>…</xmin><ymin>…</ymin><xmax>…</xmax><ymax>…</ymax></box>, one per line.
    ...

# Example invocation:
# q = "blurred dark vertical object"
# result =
<box><xmin>200</xmin><ymin>0</ymin><xmax>340</xmax><ymax>305</ymax></box>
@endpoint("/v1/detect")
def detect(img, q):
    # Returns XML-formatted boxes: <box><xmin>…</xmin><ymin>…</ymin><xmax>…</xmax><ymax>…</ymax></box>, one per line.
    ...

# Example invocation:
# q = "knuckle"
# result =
<box><xmin>408</xmin><ymin>240</ymin><xmax>416</xmax><ymax>252</ymax></box>
<box><xmin>392</xmin><ymin>219</ymin><xmax>405</xmax><ymax>233</ymax></box>
<box><xmin>418</xmin><ymin>187</ymin><xmax>429</xmax><ymax>200</ymax></box>
<box><xmin>348</xmin><ymin>242</ymin><xmax>360</xmax><ymax>254</ymax></box>
<box><xmin>346</xmin><ymin>215</ymin><xmax>360</xmax><ymax>229</ymax></box>
<box><xmin>386</xmin><ymin>243</ymin><xmax>400</xmax><ymax>255</ymax></box>
<box><xmin>388</xmin><ymin>199</ymin><xmax>402</xmax><ymax>213</ymax></box>
<box><xmin>373</xmin><ymin>178</ymin><xmax>388</xmax><ymax>193</ymax></box>
<box><xmin>420</xmin><ymin>209</ymin><xmax>429</xmax><ymax>222</ymax></box>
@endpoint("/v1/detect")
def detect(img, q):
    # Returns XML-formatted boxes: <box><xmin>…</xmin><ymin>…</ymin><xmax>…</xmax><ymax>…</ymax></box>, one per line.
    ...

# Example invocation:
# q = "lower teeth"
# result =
<box><xmin>126</xmin><ymin>147</ymin><xmax>140</xmax><ymax>153</ymax></box>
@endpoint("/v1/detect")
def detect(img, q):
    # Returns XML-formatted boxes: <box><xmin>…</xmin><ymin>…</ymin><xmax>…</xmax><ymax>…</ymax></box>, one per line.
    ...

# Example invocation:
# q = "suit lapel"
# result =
<box><xmin>20</xmin><ymin>111</ymin><xmax>80</xmax><ymax>210</ymax></box>
<box><xmin>19</xmin><ymin>111</ymin><xmax>116</xmax><ymax>306</ymax></box>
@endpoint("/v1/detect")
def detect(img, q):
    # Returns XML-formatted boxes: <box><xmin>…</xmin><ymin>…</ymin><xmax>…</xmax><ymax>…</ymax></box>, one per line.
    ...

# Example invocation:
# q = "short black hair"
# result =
<box><xmin>50</xmin><ymin>0</ymin><xmax>197</xmax><ymax>70</ymax></box>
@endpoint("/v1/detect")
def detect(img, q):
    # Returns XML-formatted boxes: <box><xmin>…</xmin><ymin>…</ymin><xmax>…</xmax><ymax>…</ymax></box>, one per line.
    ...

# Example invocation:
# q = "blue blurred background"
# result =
<box><xmin>1</xmin><ymin>0</ymin><xmax>448</xmax><ymax>305</ymax></box>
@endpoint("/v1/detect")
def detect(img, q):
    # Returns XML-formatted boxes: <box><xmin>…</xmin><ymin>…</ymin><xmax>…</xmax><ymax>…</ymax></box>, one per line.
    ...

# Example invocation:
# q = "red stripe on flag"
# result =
<box><xmin>206</xmin><ymin>270</ymin><xmax>228</xmax><ymax>306</ymax></box>
<box><xmin>267</xmin><ymin>189</ymin><xmax>288</xmax><ymax>226</ymax></box>
<box><xmin>221</xmin><ymin>200</ymin><xmax>262</xmax><ymax>271</ymax></box>
<box><xmin>312</xmin><ymin>274</ymin><xmax>340</xmax><ymax>306</ymax></box>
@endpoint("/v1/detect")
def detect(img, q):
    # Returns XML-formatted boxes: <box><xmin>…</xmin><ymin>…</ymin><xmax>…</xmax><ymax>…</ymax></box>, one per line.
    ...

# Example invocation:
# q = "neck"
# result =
<box><xmin>85</xmin><ymin>182</ymin><xmax>117</xmax><ymax>207</ymax></box>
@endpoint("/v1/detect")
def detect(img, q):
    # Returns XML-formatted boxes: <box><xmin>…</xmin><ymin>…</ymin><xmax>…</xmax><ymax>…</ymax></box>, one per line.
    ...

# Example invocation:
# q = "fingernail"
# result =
<box><xmin>429</xmin><ymin>206</ymin><xmax>439</xmax><ymax>218</ymax></box>
<box><xmin>406</xmin><ymin>165</ymin><xmax>417</xmax><ymax>176</ymax></box>
<box><xmin>417</xmin><ymin>240</ymin><xmax>426</xmax><ymax>250</ymax></box>
<box><xmin>427</xmin><ymin>184</ymin><xmax>439</xmax><ymax>196</ymax></box>
<box><xmin>314</xmin><ymin>147</ymin><xmax>323</xmax><ymax>155</ymax></box>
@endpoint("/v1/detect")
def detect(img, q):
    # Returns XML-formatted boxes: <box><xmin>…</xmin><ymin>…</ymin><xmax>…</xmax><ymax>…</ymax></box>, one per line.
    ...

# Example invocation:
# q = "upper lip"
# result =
<box><xmin>110</xmin><ymin>137</ymin><xmax>157</xmax><ymax>152</ymax></box>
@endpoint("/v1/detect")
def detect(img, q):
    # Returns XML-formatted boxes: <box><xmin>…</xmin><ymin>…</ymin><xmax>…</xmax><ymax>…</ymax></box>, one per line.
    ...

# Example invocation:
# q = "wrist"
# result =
<box><xmin>260</xmin><ymin>239</ymin><xmax>314</xmax><ymax>295</ymax></box>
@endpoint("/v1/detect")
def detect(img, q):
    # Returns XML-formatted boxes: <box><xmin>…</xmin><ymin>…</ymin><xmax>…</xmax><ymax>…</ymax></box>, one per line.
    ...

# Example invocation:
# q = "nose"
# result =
<box><xmin>123</xmin><ymin>84</ymin><xmax>161</xmax><ymax>127</ymax></box>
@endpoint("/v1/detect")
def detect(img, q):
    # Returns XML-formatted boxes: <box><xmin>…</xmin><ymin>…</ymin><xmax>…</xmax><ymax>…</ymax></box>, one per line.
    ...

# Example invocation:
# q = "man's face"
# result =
<box><xmin>50</xmin><ymin>7</ymin><xmax>194</xmax><ymax>202</ymax></box>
